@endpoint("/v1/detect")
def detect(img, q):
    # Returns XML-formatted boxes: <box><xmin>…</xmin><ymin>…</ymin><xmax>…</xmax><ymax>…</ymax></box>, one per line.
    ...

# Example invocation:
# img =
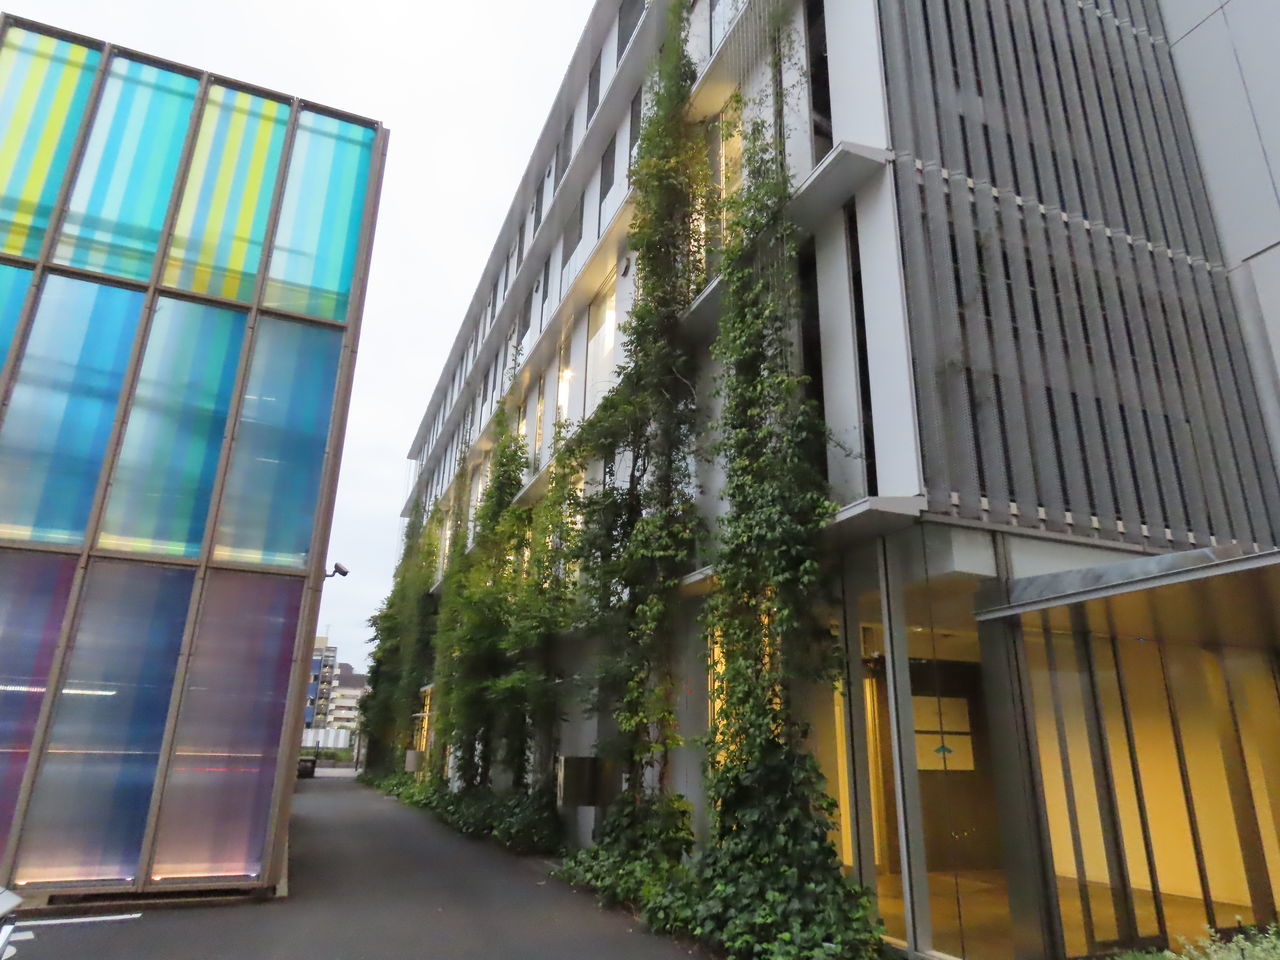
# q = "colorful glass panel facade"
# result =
<box><xmin>163</xmin><ymin>85</ymin><xmax>288</xmax><ymax>302</ymax></box>
<box><xmin>13</xmin><ymin>561</ymin><xmax>194</xmax><ymax>886</ymax></box>
<box><xmin>0</xmin><ymin>275</ymin><xmax>143</xmax><ymax>544</ymax></box>
<box><xmin>0</xmin><ymin>262</ymin><xmax>31</xmax><ymax>361</ymax></box>
<box><xmin>150</xmin><ymin>572</ymin><xmax>303</xmax><ymax>881</ymax></box>
<box><xmin>212</xmin><ymin>317</ymin><xmax>342</xmax><ymax>568</ymax></box>
<box><xmin>263</xmin><ymin>111</ymin><xmax>374</xmax><ymax>321</ymax></box>
<box><xmin>0</xmin><ymin>18</ymin><xmax>378</xmax><ymax>896</ymax></box>
<box><xmin>98</xmin><ymin>298</ymin><xmax>245</xmax><ymax>557</ymax></box>
<box><xmin>0</xmin><ymin>27</ymin><xmax>100</xmax><ymax>258</ymax></box>
<box><xmin>0</xmin><ymin>550</ymin><xmax>76</xmax><ymax>858</ymax></box>
<box><xmin>53</xmin><ymin>58</ymin><xmax>198</xmax><ymax>279</ymax></box>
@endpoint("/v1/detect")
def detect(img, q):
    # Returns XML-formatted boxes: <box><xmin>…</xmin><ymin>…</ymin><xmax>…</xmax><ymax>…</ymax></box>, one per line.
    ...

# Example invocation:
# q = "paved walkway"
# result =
<box><xmin>19</xmin><ymin>777</ymin><xmax>702</xmax><ymax>960</ymax></box>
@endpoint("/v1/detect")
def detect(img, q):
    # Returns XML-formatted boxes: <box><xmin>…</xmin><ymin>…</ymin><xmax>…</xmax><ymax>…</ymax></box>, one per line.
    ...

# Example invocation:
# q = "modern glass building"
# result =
<box><xmin>403</xmin><ymin>2</ymin><xmax>1280</xmax><ymax>959</ymax></box>
<box><xmin>0</xmin><ymin>16</ymin><xmax>385</xmax><ymax>898</ymax></box>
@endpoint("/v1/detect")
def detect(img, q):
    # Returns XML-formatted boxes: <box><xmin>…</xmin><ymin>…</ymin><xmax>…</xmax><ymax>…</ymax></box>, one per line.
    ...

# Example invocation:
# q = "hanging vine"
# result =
<box><xmin>566</xmin><ymin>0</ymin><xmax>711</xmax><ymax>793</ymax></box>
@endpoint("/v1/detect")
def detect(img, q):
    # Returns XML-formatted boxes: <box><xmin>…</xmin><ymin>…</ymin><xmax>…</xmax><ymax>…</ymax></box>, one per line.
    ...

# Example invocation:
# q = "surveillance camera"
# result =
<box><xmin>334</xmin><ymin>563</ymin><xmax>349</xmax><ymax>577</ymax></box>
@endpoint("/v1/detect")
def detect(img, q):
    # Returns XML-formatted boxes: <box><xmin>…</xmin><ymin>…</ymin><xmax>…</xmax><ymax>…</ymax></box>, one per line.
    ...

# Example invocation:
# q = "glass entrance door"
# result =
<box><xmin>1021</xmin><ymin>589</ymin><xmax>1280</xmax><ymax>957</ymax></box>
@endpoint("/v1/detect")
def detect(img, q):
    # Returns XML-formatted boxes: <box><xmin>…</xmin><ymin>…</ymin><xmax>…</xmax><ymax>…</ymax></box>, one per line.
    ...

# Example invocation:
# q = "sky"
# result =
<box><xmin>16</xmin><ymin>0</ymin><xmax>598</xmax><ymax>669</ymax></box>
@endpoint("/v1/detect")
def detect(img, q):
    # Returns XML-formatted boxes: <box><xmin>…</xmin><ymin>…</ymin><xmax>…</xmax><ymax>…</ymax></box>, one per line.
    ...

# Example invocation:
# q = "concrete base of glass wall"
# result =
<box><xmin>553</xmin><ymin>520</ymin><xmax>1280</xmax><ymax>960</ymax></box>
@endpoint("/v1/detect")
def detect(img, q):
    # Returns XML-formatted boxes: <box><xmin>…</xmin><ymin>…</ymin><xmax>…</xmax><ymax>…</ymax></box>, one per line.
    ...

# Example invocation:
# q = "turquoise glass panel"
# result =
<box><xmin>0</xmin><ymin>262</ymin><xmax>32</xmax><ymax>362</ymax></box>
<box><xmin>0</xmin><ymin>550</ymin><xmax>77</xmax><ymax>859</ymax></box>
<box><xmin>54</xmin><ymin>57</ymin><xmax>198</xmax><ymax>280</ymax></box>
<box><xmin>98</xmin><ymin>298</ymin><xmax>245</xmax><ymax>557</ymax></box>
<box><xmin>150</xmin><ymin>571</ymin><xmax>303</xmax><ymax>882</ymax></box>
<box><xmin>0</xmin><ymin>28</ymin><xmax>101</xmax><ymax>258</ymax></box>
<box><xmin>0</xmin><ymin>275</ymin><xmax>143</xmax><ymax>544</ymax></box>
<box><xmin>13</xmin><ymin>560</ymin><xmax>193</xmax><ymax>886</ymax></box>
<box><xmin>262</xmin><ymin>111</ymin><xmax>374</xmax><ymax>321</ymax></box>
<box><xmin>212</xmin><ymin>317</ymin><xmax>341</xmax><ymax>567</ymax></box>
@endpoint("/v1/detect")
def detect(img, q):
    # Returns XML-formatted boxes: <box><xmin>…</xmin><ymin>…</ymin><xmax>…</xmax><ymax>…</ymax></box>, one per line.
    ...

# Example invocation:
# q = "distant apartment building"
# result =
<box><xmin>305</xmin><ymin>640</ymin><xmax>338</xmax><ymax>729</ymax></box>
<box><xmin>402</xmin><ymin>2</ymin><xmax>1280</xmax><ymax>960</ymax></box>
<box><xmin>0</xmin><ymin>17</ymin><xmax>385</xmax><ymax>900</ymax></box>
<box><xmin>325</xmin><ymin>662</ymin><xmax>367</xmax><ymax>731</ymax></box>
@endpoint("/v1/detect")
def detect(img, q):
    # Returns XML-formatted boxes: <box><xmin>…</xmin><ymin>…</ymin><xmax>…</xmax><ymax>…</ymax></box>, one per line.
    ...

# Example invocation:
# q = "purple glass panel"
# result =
<box><xmin>149</xmin><ymin>571</ymin><xmax>302</xmax><ymax>881</ymax></box>
<box><xmin>0</xmin><ymin>550</ymin><xmax>76</xmax><ymax>855</ymax></box>
<box><xmin>14</xmin><ymin>561</ymin><xmax>193</xmax><ymax>885</ymax></box>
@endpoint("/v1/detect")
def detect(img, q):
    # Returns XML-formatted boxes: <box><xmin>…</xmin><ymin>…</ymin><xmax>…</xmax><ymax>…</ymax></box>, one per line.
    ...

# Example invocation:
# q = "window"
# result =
<box><xmin>517</xmin><ymin>223</ymin><xmax>526</xmax><ymax>268</ymax></box>
<box><xmin>534</xmin><ymin>177</ymin><xmax>546</xmax><ymax>233</ymax></box>
<box><xmin>517</xmin><ymin>294</ymin><xmax>532</xmax><ymax>346</ymax></box>
<box><xmin>588</xmin><ymin>53</ymin><xmax>602</xmax><ymax>118</ymax></box>
<box><xmin>556</xmin><ymin>114</ymin><xmax>574</xmax><ymax>185</ymax></box>
<box><xmin>533</xmin><ymin>375</ymin><xmax>546</xmax><ymax>468</ymax></box>
<box><xmin>541</xmin><ymin>258</ymin><xmax>551</xmax><ymax>307</ymax></box>
<box><xmin>585</xmin><ymin>272</ymin><xmax>617</xmax><ymax>415</ymax></box>
<box><xmin>629</xmin><ymin>90</ymin><xmax>643</xmax><ymax>161</ymax></box>
<box><xmin>599</xmin><ymin>134</ymin><xmax>617</xmax><ymax>226</ymax></box>
<box><xmin>618</xmin><ymin>0</ymin><xmax>644</xmax><ymax>64</ymax></box>
<box><xmin>562</xmin><ymin>194</ymin><xmax>584</xmax><ymax>269</ymax></box>
<box><xmin>556</xmin><ymin>338</ymin><xmax>575</xmax><ymax>422</ymax></box>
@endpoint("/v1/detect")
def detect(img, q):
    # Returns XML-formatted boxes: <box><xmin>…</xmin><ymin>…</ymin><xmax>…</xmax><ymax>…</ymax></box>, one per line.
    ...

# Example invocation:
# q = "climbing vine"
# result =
<box><xmin>367</xmin><ymin>3</ymin><xmax>880</xmax><ymax>956</ymax></box>
<box><xmin>687</xmin><ymin>101</ymin><xmax>880</xmax><ymax>959</ymax></box>
<box><xmin>565</xmin><ymin>0</ymin><xmax>711</xmax><ymax>792</ymax></box>
<box><xmin>361</xmin><ymin>500</ymin><xmax>443</xmax><ymax>775</ymax></box>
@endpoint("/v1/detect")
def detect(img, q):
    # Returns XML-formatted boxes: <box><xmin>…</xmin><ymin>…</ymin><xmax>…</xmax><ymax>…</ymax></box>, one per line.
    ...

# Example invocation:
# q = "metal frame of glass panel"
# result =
<box><xmin>0</xmin><ymin>13</ymin><xmax>387</xmax><ymax>898</ymax></box>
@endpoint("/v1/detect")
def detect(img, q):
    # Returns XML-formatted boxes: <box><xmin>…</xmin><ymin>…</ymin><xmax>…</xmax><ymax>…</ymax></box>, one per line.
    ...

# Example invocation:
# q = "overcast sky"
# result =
<box><xmin>16</xmin><ymin>0</ymin><xmax>598</xmax><ymax>669</ymax></box>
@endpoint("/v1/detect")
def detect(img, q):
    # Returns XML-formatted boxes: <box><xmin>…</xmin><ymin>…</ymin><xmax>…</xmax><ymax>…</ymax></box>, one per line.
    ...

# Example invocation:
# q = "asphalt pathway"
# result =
<box><xmin>18</xmin><ymin>775</ymin><xmax>702</xmax><ymax>960</ymax></box>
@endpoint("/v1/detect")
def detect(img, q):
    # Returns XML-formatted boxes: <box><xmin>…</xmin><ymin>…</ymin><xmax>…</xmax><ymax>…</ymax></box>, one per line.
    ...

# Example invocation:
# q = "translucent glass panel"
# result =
<box><xmin>14</xmin><ymin>561</ymin><xmax>193</xmax><ymax>886</ymax></box>
<box><xmin>150</xmin><ymin>571</ymin><xmax>302</xmax><ymax>881</ymax></box>
<box><xmin>0</xmin><ymin>550</ymin><xmax>76</xmax><ymax>857</ymax></box>
<box><xmin>263</xmin><ymin>111</ymin><xmax>374</xmax><ymax>321</ymax></box>
<box><xmin>0</xmin><ymin>276</ymin><xmax>143</xmax><ymax>544</ymax></box>
<box><xmin>98</xmin><ymin>299</ymin><xmax>245</xmax><ymax>557</ymax></box>
<box><xmin>54</xmin><ymin>58</ymin><xmax>198</xmax><ymax>279</ymax></box>
<box><xmin>163</xmin><ymin>86</ymin><xmax>288</xmax><ymax>301</ymax></box>
<box><xmin>0</xmin><ymin>28</ymin><xmax>101</xmax><ymax>258</ymax></box>
<box><xmin>212</xmin><ymin>317</ymin><xmax>342</xmax><ymax>567</ymax></box>
<box><xmin>0</xmin><ymin>262</ymin><xmax>31</xmax><ymax>360</ymax></box>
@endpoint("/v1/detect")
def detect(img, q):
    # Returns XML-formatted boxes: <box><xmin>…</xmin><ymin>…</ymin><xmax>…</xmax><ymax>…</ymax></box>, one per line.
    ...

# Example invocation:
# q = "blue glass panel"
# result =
<box><xmin>13</xmin><ymin>561</ymin><xmax>193</xmax><ymax>886</ymax></box>
<box><xmin>0</xmin><ymin>276</ymin><xmax>143</xmax><ymax>544</ymax></box>
<box><xmin>150</xmin><ymin>571</ymin><xmax>302</xmax><ymax>881</ymax></box>
<box><xmin>211</xmin><ymin>317</ymin><xmax>342</xmax><ymax>568</ymax></box>
<box><xmin>98</xmin><ymin>298</ymin><xmax>245</xmax><ymax>557</ymax></box>
<box><xmin>0</xmin><ymin>262</ymin><xmax>31</xmax><ymax>363</ymax></box>
<box><xmin>0</xmin><ymin>550</ymin><xmax>76</xmax><ymax>857</ymax></box>
<box><xmin>54</xmin><ymin>58</ymin><xmax>198</xmax><ymax>280</ymax></box>
<box><xmin>263</xmin><ymin>112</ymin><xmax>374</xmax><ymax>321</ymax></box>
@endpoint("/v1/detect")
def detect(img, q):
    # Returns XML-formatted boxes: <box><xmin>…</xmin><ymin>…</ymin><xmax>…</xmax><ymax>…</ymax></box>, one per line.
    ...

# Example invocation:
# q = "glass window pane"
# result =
<box><xmin>0</xmin><ymin>28</ymin><xmax>101</xmax><ymax>258</ymax></box>
<box><xmin>53</xmin><ymin>58</ymin><xmax>198</xmax><ymax>280</ymax></box>
<box><xmin>263</xmin><ymin>111</ymin><xmax>374</xmax><ymax>321</ymax></box>
<box><xmin>162</xmin><ymin>86</ymin><xmax>288</xmax><ymax>302</ymax></box>
<box><xmin>0</xmin><ymin>549</ymin><xmax>76</xmax><ymax>857</ymax></box>
<box><xmin>585</xmin><ymin>277</ymin><xmax>616</xmax><ymax>417</ymax></box>
<box><xmin>0</xmin><ymin>262</ymin><xmax>32</xmax><ymax>361</ymax></box>
<box><xmin>14</xmin><ymin>561</ymin><xmax>193</xmax><ymax>886</ymax></box>
<box><xmin>212</xmin><ymin>316</ymin><xmax>342</xmax><ymax>567</ymax></box>
<box><xmin>0</xmin><ymin>275</ymin><xmax>143</xmax><ymax>544</ymax></box>
<box><xmin>150</xmin><ymin>571</ymin><xmax>302</xmax><ymax>881</ymax></box>
<box><xmin>98</xmin><ymin>298</ymin><xmax>246</xmax><ymax>557</ymax></box>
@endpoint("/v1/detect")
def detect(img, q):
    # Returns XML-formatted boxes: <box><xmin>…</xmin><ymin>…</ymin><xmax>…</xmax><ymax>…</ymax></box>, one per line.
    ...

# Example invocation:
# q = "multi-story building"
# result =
<box><xmin>404</xmin><ymin>2</ymin><xmax>1280</xmax><ymax>959</ymax></box>
<box><xmin>325</xmin><ymin>662</ymin><xmax>367</xmax><ymax>731</ymax></box>
<box><xmin>305</xmin><ymin>640</ymin><xmax>338</xmax><ymax>729</ymax></box>
<box><xmin>0</xmin><ymin>17</ymin><xmax>385</xmax><ymax>900</ymax></box>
